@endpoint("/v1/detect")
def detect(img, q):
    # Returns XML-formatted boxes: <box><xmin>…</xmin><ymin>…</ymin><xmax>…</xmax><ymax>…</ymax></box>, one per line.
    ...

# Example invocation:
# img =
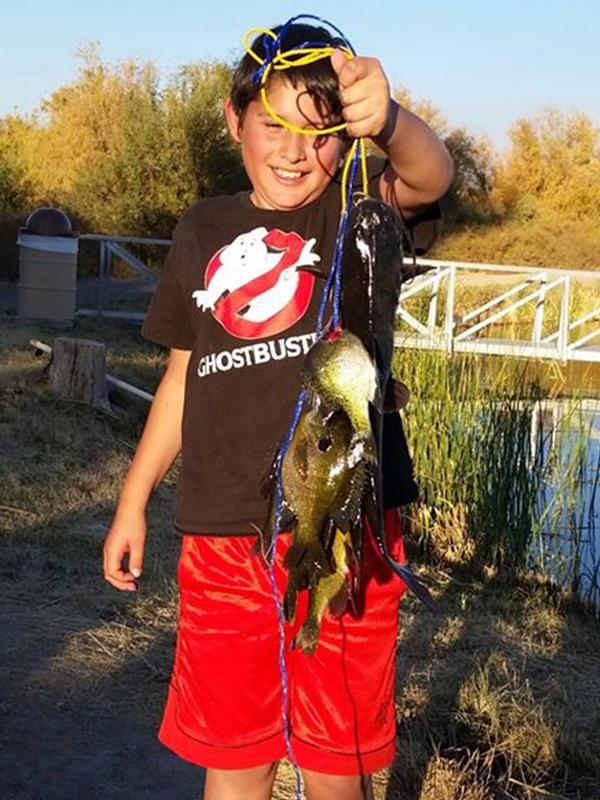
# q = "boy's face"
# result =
<box><xmin>224</xmin><ymin>78</ymin><xmax>345</xmax><ymax>212</ymax></box>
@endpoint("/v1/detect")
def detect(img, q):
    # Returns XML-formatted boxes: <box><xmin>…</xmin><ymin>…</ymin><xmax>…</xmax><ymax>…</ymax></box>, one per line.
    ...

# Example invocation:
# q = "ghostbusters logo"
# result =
<box><xmin>192</xmin><ymin>227</ymin><xmax>319</xmax><ymax>340</ymax></box>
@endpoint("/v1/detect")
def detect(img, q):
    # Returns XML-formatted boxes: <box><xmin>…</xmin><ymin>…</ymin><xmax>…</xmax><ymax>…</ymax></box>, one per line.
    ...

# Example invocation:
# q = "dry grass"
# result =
<box><xmin>1</xmin><ymin>313</ymin><xmax>600</xmax><ymax>800</ymax></box>
<box><xmin>434</xmin><ymin>213</ymin><xmax>600</xmax><ymax>272</ymax></box>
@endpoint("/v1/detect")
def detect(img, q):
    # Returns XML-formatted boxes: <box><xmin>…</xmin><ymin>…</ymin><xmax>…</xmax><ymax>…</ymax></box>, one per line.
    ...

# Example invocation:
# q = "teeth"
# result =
<box><xmin>274</xmin><ymin>168</ymin><xmax>303</xmax><ymax>179</ymax></box>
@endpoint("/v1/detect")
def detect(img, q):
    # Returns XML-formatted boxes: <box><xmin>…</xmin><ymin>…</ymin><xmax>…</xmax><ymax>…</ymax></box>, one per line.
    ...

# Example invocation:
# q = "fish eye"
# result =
<box><xmin>318</xmin><ymin>437</ymin><xmax>332</xmax><ymax>452</ymax></box>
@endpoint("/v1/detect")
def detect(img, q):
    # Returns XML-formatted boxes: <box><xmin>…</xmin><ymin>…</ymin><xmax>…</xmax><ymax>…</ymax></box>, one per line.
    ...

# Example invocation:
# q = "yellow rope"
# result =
<box><xmin>243</xmin><ymin>27</ymin><xmax>370</xmax><ymax>200</ymax></box>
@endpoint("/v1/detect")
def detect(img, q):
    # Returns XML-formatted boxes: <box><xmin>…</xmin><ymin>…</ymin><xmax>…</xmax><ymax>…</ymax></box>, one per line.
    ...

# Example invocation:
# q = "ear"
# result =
<box><xmin>224</xmin><ymin>96</ymin><xmax>242</xmax><ymax>143</ymax></box>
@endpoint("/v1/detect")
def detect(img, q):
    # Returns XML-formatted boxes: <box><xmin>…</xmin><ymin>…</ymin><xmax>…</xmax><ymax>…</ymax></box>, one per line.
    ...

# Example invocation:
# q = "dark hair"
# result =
<box><xmin>230</xmin><ymin>23</ymin><xmax>345</xmax><ymax>123</ymax></box>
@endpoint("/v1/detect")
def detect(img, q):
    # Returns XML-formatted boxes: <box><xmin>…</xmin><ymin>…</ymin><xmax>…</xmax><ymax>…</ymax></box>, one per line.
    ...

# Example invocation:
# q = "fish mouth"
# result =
<box><xmin>349</xmin><ymin>199</ymin><xmax>382</xmax><ymax>232</ymax></box>
<box><xmin>348</xmin><ymin>198</ymin><xmax>404</xmax><ymax>243</ymax></box>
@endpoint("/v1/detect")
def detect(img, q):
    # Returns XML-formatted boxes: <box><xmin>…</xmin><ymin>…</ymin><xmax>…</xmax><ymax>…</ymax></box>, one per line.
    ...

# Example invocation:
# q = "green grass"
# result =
<box><xmin>394</xmin><ymin>348</ymin><xmax>599</xmax><ymax>608</ymax></box>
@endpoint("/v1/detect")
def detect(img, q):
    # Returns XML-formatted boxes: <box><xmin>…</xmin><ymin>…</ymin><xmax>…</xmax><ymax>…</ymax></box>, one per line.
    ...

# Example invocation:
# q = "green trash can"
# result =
<box><xmin>17</xmin><ymin>206</ymin><xmax>79</xmax><ymax>326</ymax></box>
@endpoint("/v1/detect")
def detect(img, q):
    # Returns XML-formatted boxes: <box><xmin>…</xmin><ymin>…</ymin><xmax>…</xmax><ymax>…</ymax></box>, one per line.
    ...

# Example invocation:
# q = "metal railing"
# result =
<box><xmin>77</xmin><ymin>234</ymin><xmax>171</xmax><ymax>320</ymax></box>
<box><xmin>74</xmin><ymin>236</ymin><xmax>600</xmax><ymax>363</ymax></box>
<box><xmin>396</xmin><ymin>259</ymin><xmax>600</xmax><ymax>363</ymax></box>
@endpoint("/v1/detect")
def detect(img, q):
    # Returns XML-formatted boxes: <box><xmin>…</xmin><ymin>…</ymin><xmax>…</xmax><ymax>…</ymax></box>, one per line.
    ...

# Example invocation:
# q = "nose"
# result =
<box><xmin>279</xmin><ymin>130</ymin><xmax>306</xmax><ymax>163</ymax></box>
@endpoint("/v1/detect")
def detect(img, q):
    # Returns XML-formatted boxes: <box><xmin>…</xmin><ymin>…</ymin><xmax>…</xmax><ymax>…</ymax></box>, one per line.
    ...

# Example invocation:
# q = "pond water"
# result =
<box><xmin>531</xmin><ymin>400</ymin><xmax>600</xmax><ymax>609</ymax></box>
<box><xmin>455</xmin><ymin>352</ymin><xmax>600</xmax><ymax>607</ymax></box>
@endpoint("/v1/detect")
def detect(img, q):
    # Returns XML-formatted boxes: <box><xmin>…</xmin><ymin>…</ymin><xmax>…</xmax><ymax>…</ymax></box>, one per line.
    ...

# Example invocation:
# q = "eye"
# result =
<box><xmin>318</xmin><ymin>437</ymin><xmax>332</xmax><ymax>452</ymax></box>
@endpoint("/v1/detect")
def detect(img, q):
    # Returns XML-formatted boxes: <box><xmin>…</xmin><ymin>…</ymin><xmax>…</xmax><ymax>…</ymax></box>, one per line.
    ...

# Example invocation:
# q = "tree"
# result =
<box><xmin>393</xmin><ymin>85</ymin><xmax>495</xmax><ymax>223</ymax></box>
<box><xmin>492</xmin><ymin>110</ymin><xmax>600</xmax><ymax>221</ymax></box>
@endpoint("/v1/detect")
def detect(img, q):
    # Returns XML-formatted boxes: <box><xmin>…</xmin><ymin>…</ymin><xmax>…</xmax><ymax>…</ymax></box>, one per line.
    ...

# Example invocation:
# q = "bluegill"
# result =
<box><xmin>259</xmin><ymin>403</ymin><xmax>364</xmax><ymax>654</ymax></box>
<box><xmin>301</xmin><ymin>329</ymin><xmax>378</xmax><ymax>466</ymax></box>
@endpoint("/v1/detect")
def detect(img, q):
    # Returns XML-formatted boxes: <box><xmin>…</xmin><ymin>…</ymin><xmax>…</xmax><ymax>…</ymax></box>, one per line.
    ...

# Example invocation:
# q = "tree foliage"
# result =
<box><xmin>0</xmin><ymin>50</ymin><xmax>598</xmax><ymax>273</ymax></box>
<box><xmin>1</xmin><ymin>44</ymin><xmax>246</xmax><ymax>238</ymax></box>
<box><xmin>492</xmin><ymin>109</ymin><xmax>600</xmax><ymax>222</ymax></box>
<box><xmin>393</xmin><ymin>86</ymin><xmax>494</xmax><ymax>223</ymax></box>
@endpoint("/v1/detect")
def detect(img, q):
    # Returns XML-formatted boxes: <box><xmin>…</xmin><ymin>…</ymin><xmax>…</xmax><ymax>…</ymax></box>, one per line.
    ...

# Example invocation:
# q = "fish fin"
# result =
<box><xmin>259</xmin><ymin>448</ymin><xmax>278</xmax><ymax>499</ymax></box>
<box><xmin>255</xmin><ymin>492</ymin><xmax>297</xmax><ymax>560</ymax></box>
<box><xmin>382</xmin><ymin>377</ymin><xmax>410</xmax><ymax>413</ymax></box>
<box><xmin>293</xmin><ymin>617</ymin><xmax>320</xmax><ymax>656</ymax></box>
<box><xmin>284</xmin><ymin>585</ymin><xmax>298</xmax><ymax>624</ymax></box>
<box><xmin>277</xmin><ymin>502</ymin><xmax>297</xmax><ymax>533</ymax></box>
<box><xmin>364</xmin><ymin>456</ymin><xmax>440</xmax><ymax>614</ymax></box>
<box><xmin>332</xmin><ymin>462</ymin><xmax>366</xmax><ymax>533</ymax></box>
<box><xmin>284</xmin><ymin>541</ymin><xmax>329</xmax><ymax>590</ymax></box>
<box><xmin>346</xmin><ymin>530</ymin><xmax>362</xmax><ymax>590</ymax></box>
<box><xmin>328</xmin><ymin>583</ymin><xmax>349</xmax><ymax>617</ymax></box>
<box><xmin>387</xmin><ymin>561</ymin><xmax>440</xmax><ymax>613</ymax></box>
<box><xmin>363</xmin><ymin>462</ymin><xmax>384</xmax><ymax>543</ymax></box>
<box><xmin>283</xmin><ymin>542</ymin><xmax>307</xmax><ymax>570</ymax></box>
<box><xmin>322</xmin><ymin>520</ymin><xmax>337</xmax><ymax>572</ymax></box>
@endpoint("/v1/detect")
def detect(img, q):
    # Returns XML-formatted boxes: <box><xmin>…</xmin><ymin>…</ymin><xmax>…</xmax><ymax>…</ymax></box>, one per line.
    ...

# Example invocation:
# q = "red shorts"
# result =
<box><xmin>158</xmin><ymin>509</ymin><xmax>408</xmax><ymax>776</ymax></box>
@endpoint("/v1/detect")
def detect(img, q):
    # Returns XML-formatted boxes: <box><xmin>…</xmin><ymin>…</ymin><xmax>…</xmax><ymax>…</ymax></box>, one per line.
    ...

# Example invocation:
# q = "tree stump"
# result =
<box><xmin>49</xmin><ymin>337</ymin><xmax>112</xmax><ymax>411</ymax></box>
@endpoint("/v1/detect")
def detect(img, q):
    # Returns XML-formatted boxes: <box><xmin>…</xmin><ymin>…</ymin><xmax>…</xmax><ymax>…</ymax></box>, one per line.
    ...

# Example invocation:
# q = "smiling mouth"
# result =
<box><xmin>272</xmin><ymin>167</ymin><xmax>307</xmax><ymax>180</ymax></box>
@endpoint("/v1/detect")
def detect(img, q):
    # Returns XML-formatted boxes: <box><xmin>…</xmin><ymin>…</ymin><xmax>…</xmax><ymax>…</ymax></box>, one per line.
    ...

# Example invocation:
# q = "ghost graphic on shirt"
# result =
<box><xmin>192</xmin><ymin>227</ymin><xmax>320</xmax><ymax>340</ymax></box>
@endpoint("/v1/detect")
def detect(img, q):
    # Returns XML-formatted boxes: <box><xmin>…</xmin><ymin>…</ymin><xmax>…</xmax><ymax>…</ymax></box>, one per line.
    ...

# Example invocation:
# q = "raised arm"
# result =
<box><xmin>330</xmin><ymin>50</ymin><xmax>454</xmax><ymax>218</ymax></box>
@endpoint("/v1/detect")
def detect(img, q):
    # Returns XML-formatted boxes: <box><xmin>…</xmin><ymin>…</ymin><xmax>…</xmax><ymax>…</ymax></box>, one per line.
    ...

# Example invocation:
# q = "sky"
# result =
<box><xmin>1</xmin><ymin>0</ymin><xmax>599</xmax><ymax>153</ymax></box>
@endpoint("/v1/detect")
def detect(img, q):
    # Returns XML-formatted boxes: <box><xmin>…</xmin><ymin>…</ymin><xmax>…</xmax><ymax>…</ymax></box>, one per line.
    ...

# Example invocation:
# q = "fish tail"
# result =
<box><xmin>364</xmin><ymin>464</ymin><xmax>439</xmax><ymax>613</ymax></box>
<box><xmin>386</xmin><ymin>561</ymin><xmax>440</xmax><ymax>613</ymax></box>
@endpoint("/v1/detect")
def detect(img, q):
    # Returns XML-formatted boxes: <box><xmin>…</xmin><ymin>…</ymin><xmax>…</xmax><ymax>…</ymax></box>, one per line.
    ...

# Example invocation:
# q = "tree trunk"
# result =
<box><xmin>49</xmin><ymin>337</ymin><xmax>111</xmax><ymax>412</ymax></box>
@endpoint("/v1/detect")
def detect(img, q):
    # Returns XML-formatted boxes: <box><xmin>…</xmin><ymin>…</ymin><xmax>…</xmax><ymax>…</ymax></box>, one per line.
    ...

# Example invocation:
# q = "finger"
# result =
<box><xmin>329</xmin><ymin>48</ymin><xmax>348</xmax><ymax>77</ymax></box>
<box><xmin>346</xmin><ymin>113</ymin><xmax>384</xmax><ymax>139</ymax></box>
<box><xmin>339</xmin><ymin>79</ymin><xmax>386</xmax><ymax>108</ymax></box>
<box><xmin>331</xmin><ymin>53</ymin><xmax>367</xmax><ymax>89</ymax></box>
<box><xmin>338</xmin><ymin>57</ymin><xmax>369</xmax><ymax>89</ymax></box>
<box><xmin>106</xmin><ymin>542</ymin><xmax>137</xmax><ymax>582</ymax></box>
<box><xmin>341</xmin><ymin>98</ymin><xmax>380</xmax><ymax>124</ymax></box>
<box><xmin>104</xmin><ymin>573</ymin><xmax>137</xmax><ymax>592</ymax></box>
<box><xmin>128</xmin><ymin>542</ymin><xmax>145</xmax><ymax>579</ymax></box>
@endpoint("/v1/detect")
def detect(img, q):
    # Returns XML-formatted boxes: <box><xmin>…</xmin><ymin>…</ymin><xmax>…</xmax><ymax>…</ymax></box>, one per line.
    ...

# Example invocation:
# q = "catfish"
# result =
<box><xmin>340</xmin><ymin>198</ymin><xmax>438</xmax><ymax>612</ymax></box>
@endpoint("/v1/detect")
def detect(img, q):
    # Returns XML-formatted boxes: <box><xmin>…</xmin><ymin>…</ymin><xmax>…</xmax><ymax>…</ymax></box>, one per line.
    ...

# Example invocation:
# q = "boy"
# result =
<box><xmin>103</xmin><ymin>22</ymin><xmax>452</xmax><ymax>800</ymax></box>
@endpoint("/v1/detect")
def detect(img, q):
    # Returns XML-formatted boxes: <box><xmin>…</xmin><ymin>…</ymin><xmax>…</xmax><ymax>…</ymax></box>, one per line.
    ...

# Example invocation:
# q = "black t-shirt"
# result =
<box><xmin>141</xmin><ymin>158</ymin><xmax>440</xmax><ymax>534</ymax></box>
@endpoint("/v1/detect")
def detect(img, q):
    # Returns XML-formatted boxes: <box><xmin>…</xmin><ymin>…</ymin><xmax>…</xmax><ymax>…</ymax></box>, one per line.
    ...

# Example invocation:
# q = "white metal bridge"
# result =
<box><xmin>396</xmin><ymin>259</ymin><xmax>600</xmax><ymax>364</ymax></box>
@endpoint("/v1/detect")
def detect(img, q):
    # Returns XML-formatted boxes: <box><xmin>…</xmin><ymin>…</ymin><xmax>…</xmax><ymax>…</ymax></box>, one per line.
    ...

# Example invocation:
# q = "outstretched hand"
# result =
<box><xmin>330</xmin><ymin>49</ymin><xmax>392</xmax><ymax>140</ymax></box>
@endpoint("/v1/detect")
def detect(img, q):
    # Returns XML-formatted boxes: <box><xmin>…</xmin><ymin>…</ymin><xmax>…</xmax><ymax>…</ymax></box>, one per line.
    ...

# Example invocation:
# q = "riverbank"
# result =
<box><xmin>1</xmin><ymin>313</ymin><xmax>599</xmax><ymax>799</ymax></box>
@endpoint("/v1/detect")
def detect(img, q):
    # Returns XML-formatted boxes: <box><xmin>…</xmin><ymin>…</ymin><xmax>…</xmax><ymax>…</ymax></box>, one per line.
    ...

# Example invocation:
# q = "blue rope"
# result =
<box><xmin>251</xmin><ymin>16</ymin><xmax>363</xmax><ymax>799</ymax></box>
<box><xmin>318</xmin><ymin>144</ymin><xmax>361</xmax><ymax>333</ymax></box>
<box><xmin>267</xmin><ymin>387</ymin><xmax>307</xmax><ymax>798</ymax></box>
<box><xmin>252</xmin><ymin>13</ymin><xmax>356</xmax><ymax>86</ymax></box>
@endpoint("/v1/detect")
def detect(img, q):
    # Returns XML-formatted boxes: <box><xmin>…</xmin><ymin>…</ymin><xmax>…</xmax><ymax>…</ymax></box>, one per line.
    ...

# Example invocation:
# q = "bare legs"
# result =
<box><xmin>203</xmin><ymin>763</ymin><xmax>278</xmax><ymax>800</ymax></box>
<box><xmin>302</xmin><ymin>769</ymin><xmax>374</xmax><ymax>800</ymax></box>
<box><xmin>203</xmin><ymin>764</ymin><xmax>374</xmax><ymax>800</ymax></box>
